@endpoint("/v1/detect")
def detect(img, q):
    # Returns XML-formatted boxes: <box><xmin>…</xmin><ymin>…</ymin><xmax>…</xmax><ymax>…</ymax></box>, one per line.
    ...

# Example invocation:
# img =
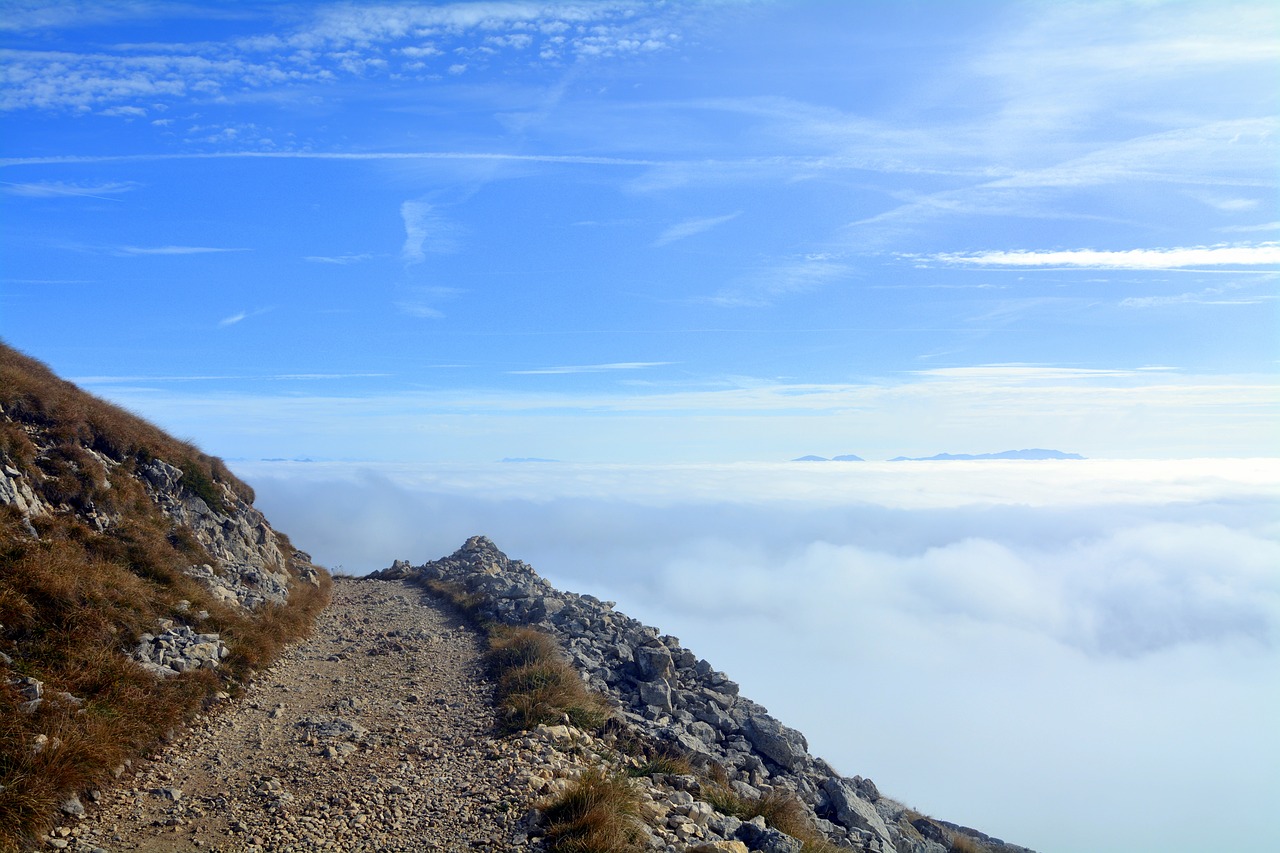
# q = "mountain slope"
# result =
<box><xmin>0</xmin><ymin>342</ymin><xmax>329</xmax><ymax>851</ymax></box>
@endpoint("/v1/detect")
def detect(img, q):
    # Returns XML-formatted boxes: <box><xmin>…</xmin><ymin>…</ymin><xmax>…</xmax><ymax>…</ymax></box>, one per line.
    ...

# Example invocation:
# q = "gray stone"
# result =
<box><xmin>822</xmin><ymin>777</ymin><xmax>895</xmax><ymax>848</ymax></box>
<box><xmin>59</xmin><ymin>795</ymin><xmax>85</xmax><ymax>817</ymax></box>
<box><xmin>636</xmin><ymin>644</ymin><xmax>673</xmax><ymax>681</ymax></box>
<box><xmin>744</xmin><ymin>714</ymin><xmax>809</xmax><ymax>772</ymax></box>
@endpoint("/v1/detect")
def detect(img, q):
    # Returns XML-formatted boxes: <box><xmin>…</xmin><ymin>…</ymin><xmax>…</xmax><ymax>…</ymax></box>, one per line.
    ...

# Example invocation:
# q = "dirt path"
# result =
<box><xmin>58</xmin><ymin>578</ymin><xmax>534</xmax><ymax>853</ymax></box>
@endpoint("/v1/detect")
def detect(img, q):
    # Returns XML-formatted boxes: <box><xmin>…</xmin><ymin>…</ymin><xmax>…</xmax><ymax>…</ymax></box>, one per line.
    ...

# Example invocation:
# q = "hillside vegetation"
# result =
<box><xmin>0</xmin><ymin>342</ymin><xmax>330</xmax><ymax>851</ymax></box>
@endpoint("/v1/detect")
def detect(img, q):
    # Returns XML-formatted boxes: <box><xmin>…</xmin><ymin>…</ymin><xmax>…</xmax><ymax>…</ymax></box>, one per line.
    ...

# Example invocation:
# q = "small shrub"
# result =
<box><xmin>177</xmin><ymin>460</ymin><xmax>228</xmax><ymax>514</ymax></box>
<box><xmin>542</xmin><ymin>768</ymin><xmax>644</xmax><ymax>853</ymax></box>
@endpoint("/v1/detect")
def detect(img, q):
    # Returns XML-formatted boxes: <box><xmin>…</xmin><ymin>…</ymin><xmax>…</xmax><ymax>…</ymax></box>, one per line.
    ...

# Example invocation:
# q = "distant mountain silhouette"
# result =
<box><xmin>791</xmin><ymin>454</ymin><xmax>864</xmax><ymax>462</ymax></box>
<box><xmin>889</xmin><ymin>448</ymin><xmax>1085</xmax><ymax>461</ymax></box>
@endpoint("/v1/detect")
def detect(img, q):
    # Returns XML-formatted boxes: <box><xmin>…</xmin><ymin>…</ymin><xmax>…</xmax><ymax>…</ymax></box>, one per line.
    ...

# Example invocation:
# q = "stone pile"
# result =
<box><xmin>376</xmin><ymin>537</ymin><xmax>1035</xmax><ymax>853</ymax></box>
<box><xmin>133</xmin><ymin>618</ymin><xmax>230</xmax><ymax>678</ymax></box>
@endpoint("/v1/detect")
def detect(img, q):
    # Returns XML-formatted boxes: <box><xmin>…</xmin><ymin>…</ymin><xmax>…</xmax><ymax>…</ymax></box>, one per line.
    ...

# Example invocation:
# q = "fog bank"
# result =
<box><xmin>235</xmin><ymin>459</ymin><xmax>1280</xmax><ymax>853</ymax></box>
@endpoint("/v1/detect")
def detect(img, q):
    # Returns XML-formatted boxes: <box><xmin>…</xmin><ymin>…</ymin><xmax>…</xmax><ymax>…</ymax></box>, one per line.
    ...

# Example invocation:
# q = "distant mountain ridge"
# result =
<box><xmin>889</xmin><ymin>449</ymin><xmax>1085</xmax><ymax>461</ymax></box>
<box><xmin>792</xmin><ymin>454</ymin><xmax>865</xmax><ymax>462</ymax></box>
<box><xmin>792</xmin><ymin>449</ymin><xmax>1082</xmax><ymax>462</ymax></box>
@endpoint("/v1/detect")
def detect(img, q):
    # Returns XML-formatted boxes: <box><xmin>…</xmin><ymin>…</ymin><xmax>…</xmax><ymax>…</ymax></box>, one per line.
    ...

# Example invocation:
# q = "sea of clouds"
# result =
<box><xmin>233</xmin><ymin>459</ymin><xmax>1280</xmax><ymax>853</ymax></box>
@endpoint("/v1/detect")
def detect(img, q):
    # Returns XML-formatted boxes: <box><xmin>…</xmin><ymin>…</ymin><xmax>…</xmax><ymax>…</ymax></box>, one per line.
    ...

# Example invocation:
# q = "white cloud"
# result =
<box><xmin>924</xmin><ymin>243</ymin><xmax>1280</xmax><ymax>269</ymax></box>
<box><xmin>1</xmin><ymin>179</ymin><xmax>138</xmax><ymax>200</ymax></box>
<box><xmin>1217</xmin><ymin>221</ymin><xmax>1280</xmax><ymax>234</ymax></box>
<box><xmin>303</xmin><ymin>253</ymin><xmax>375</xmax><ymax>264</ymax></box>
<box><xmin>704</xmin><ymin>256</ymin><xmax>851</xmax><ymax>307</ymax></box>
<box><xmin>395</xmin><ymin>284</ymin><xmax>463</xmax><ymax>319</ymax></box>
<box><xmin>84</xmin><ymin>365</ymin><xmax>1280</xmax><ymax>462</ymax></box>
<box><xmin>509</xmin><ymin>361</ymin><xmax>673</xmax><ymax>375</ymax></box>
<box><xmin>653</xmin><ymin>211</ymin><xmax>740</xmax><ymax>247</ymax></box>
<box><xmin>216</xmin><ymin>306</ymin><xmax>272</xmax><ymax>328</ymax></box>
<box><xmin>117</xmin><ymin>244</ymin><xmax>249</xmax><ymax>255</ymax></box>
<box><xmin>399</xmin><ymin>200</ymin><xmax>459</xmax><ymax>262</ymax></box>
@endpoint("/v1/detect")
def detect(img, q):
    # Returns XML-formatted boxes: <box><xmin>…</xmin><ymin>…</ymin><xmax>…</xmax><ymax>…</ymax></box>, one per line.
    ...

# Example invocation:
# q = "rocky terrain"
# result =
<box><xmin>374</xmin><ymin>537</ymin><xmax>1036</xmax><ymax>853</ymax></box>
<box><xmin>1</xmin><ymin>343</ymin><xmax>329</xmax><ymax>850</ymax></box>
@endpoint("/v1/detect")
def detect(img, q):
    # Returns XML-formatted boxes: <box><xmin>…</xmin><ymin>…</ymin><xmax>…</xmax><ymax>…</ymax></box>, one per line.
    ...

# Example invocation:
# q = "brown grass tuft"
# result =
<box><xmin>949</xmin><ymin>833</ymin><xmax>989</xmax><ymax>853</ymax></box>
<box><xmin>542</xmin><ymin>768</ymin><xmax>644</xmax><ymax>853</ymax></box>
<box><xmin>699</xmin><ymin>770</ymin><xmax>839</xmax><ymax>853</ymax></box>
<box><xmin>486</xmin><ymin>625</ymin><xmax>611</xmax><ymax>732</ymax></box>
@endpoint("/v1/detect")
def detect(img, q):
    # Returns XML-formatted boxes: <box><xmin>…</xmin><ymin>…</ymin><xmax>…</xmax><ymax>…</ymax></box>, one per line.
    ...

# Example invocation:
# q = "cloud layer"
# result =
<box><xmin>237</xmin><ymin>459</ymin><xmax>1280</xmax><ymax>853</ymax></box>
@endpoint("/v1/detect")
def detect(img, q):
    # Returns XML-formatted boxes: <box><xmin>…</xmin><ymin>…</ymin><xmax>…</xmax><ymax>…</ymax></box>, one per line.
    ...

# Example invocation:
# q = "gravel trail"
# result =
<box><xmin>60</xmin><ymin>578</ymin><xmax>533</xmax><ymax>853</ymax></box>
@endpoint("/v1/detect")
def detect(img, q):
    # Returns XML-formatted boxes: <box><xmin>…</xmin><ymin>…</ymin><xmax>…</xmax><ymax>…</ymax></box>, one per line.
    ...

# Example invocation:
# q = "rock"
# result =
<box><xmin>743</xmin><ymin>713</ymin><xmax>809</xmax><ymax>772</ymax></box>
<box><xmin>635</xmin><ymin>644</ymin><xmax>674</xmax><ymax>681</ymax></box>
<box><xmin>59</xmin><ymin>795</ymin><xmax>85</xmax><ymax>817</ymax></box>
<box><xmin>822</xmin><ymin>777</ymin><xmax>895</xmax><ymax>848</ymax></box>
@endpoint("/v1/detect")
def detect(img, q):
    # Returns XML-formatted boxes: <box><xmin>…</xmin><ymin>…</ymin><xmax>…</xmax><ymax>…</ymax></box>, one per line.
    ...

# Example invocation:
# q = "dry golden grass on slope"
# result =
<box><xmin>0</xmin><ymin>342</ymin><xmax>330</xmax><ymax>851</ymax></box>
<box><xmin>0</xmin><ymin>342</ymin><xmax>252</xmax><ymax>506</ymax></box>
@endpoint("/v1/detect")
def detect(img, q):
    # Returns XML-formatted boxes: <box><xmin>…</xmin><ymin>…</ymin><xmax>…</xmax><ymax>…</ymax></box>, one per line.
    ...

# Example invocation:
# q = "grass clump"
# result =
<box><xmin>486</xmin><ymin>625</ymin><xmax>611</xmax><ymax>733</ymax></box>
<box><xmin>424</xmin><ymin>578</ymin><xmax>487</xmax><ymax>616</ymax></box>
<box><xmin>949</xmin><ymin>833</ymin><xmax>989</xmax><ymax>853</ymax></box>
<box><xmin>700</xmin><ymin>765</ymin><xmax>840</xmax><ymax>853</ymax></box>
<box><xmin>542</xmin><ymin>767</ymin><xmax>644</xmax><ymax>853</ymax></box>
<box><xmin>625</xmin><ymin>750</ymin><xmax>693</xmax><ymax>778</ymax></box>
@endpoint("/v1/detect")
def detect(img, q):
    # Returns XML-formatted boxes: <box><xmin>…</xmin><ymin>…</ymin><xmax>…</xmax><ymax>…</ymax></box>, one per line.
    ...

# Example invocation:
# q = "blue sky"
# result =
<box><xmin>3</xmin><ymin>7</ymin><xmax>1279</xmax><ymax>852</ymax></box>
<box><xmin>2</xmin><ymin>0</ymin><xmax>1278</xmax><ymax>463</ymax></box>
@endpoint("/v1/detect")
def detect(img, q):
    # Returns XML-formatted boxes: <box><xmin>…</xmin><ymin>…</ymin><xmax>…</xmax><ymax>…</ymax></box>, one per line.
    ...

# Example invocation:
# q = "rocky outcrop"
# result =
<box><xmin>136</xmin><ymin>457</ymin><xmax>304</xmax><ymax>610</ymax></box>
<box><xmin>376</xmin><ymin>537</ymin><xmax>1035</xmax><ymax>853</ymax></box>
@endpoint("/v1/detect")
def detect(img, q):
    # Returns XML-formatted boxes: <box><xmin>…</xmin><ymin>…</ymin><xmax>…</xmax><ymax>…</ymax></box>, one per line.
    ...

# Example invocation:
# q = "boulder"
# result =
<box><xmin>744</xmin><ymin>713</ymin><xmax>809</xmax><ymax>772</ymax></box>
<box><xmin>822</xmin><ymin>777</ymin><xmax>895</xmax><ymax>849</ymax></box>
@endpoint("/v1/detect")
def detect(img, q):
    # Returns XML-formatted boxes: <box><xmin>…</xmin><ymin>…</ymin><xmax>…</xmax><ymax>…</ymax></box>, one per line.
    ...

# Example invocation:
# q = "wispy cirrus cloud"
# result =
<box><xmin>509</xmin><ymin>361</ymin><xmax>673</xmax><ymax>375</ymax></box>
<box><xmin>704</xmin><ymin>255</ymin><xmax>851</xmax><ymax>308</ymax></box>
<box><xmin>395</xmin><ymin>285</ymin><xmax>464</xmax><ymax>319</ymax></box>
<box><xmin>653</xmin><ymin>211</ymin><xmax>740</xmax><ymax>247</ymax></box>
<box><xmin>1</xmin><ymin>179</ymin><xmax>138</xmax><ymax>199</ymax></box>
<box><xmin>400</xmin><ymin>201</ymin><xmax>459</xmax><ymax>263</ymax></box>
<box><xmin>304</xmin><ymin>253</ymin><xmax>375</xmax><ymax>265</ymax></box>
<box><xmin>217</xmin><ymin>307</ymin><xmax>271</xmax><ymax>327</ymax></box>
<box><xmin>920</xmin><ymin>243</ymin><xmax>1280</xmax><ymax>270</ymax></box>
<box><xmin>118</xmin><ymin>245</ymin><xmax>249</xmax><ymax>255</ymax></box>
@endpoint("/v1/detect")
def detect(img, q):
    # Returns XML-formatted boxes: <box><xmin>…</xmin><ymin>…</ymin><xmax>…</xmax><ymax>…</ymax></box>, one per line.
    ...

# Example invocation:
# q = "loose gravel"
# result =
<box><xmin>57</xmin><ymin>578</ymin><xmax>536</xmax><ymax>853</ymax></box>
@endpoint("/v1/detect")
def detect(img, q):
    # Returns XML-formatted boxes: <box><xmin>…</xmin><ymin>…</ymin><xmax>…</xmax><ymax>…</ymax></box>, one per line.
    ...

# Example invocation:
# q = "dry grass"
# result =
<box><xmin>949</xmin><ymin>833</ymin><xmax>989</xmax><ymax>853</ymax></box>
<box><xmin>417</xmin><ymin>583</ymin><xmax>614</xmax><ymax>735</ymax></box>
<box><xmin>0</xmin><ymin>342</ymin><xmax>330</xmax><ymax>850</ymax></box>
<box><xmin>542</xmin><ymin>768</ymin><xmax>645</xmax><ymax>853</ymax></box>
<box><xmin>700</xmin><ymin>765</ymin><xmax>840</xmax><ymax>853</ymax></box>
<box><xmin>0</xmin><ymin>342</ymin><xmax>254</xmax><ymax>506</ymax></box>
<box><xmin>423</xmin><ymin>578</ymin><xmax>487</xmax><ymax>616</ymax></box>
<box><xmin>486</xmin><ymin>625</ymin><xmax>611</xmax><ymax>733</ymax></box>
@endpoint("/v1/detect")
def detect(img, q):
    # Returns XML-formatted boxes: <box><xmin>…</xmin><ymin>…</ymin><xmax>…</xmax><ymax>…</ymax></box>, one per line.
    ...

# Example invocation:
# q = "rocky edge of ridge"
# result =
<box><xmin>374</xmin><ymin>536</ymin><xmax>1035</xmax><ymax>853</ymax></box>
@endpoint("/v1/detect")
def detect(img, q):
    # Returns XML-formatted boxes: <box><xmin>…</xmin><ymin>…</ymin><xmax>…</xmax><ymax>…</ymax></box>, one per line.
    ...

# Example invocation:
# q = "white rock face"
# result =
<box><xmin>138</xmin><ymin>458</ymin><xmax>299</xmax><ymax>610</ymax></box>
<box><xmin>0</xmin><ymin>462</ymin><xmax>46</xmax><ymax>517</ymax></box>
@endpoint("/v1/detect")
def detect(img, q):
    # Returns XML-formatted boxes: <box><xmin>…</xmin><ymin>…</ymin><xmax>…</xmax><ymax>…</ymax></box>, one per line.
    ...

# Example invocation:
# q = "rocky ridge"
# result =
<box><xmin>375</xmin><ymin>537</ymin><xmax>1035</xmax><ymax>853</ymax></box>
